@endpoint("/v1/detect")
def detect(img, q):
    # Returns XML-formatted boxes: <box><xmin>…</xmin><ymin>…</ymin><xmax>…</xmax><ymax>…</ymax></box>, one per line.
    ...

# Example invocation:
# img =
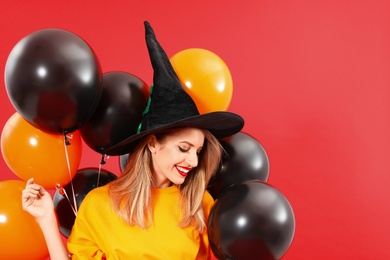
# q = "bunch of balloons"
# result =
<box><xmin>0</xmin><ymin>28</ymin><xmax>296</xmax><ymax>260</ymax></box>
<box><xmin>0</xmin><ymin>28</ymin><xmax>103</xmax><ymax>259</ymax></box>
<box><xmin>0</xmin><ymin>28</ymin><xmax>147</xmax><ymax>259</ymax></box>
<box><xmin>2</xmin><ymin>28</ymin><xmax>102</xmax><ymax>189</ymax></box>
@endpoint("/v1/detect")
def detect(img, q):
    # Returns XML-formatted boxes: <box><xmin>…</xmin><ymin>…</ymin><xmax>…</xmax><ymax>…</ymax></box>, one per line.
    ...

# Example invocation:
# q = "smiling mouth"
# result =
<box><xmin>176</xmin><ymin>166</ymin><xmax>191</xmax><ymax>177</ymax></box>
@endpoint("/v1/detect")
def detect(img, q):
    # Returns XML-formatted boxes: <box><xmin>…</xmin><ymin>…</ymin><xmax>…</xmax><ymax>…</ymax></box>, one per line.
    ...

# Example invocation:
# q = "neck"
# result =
<box><xmin>153</xmin><ymin>177</ymin><xmax>172</xmax><ymax>188</ymax></box>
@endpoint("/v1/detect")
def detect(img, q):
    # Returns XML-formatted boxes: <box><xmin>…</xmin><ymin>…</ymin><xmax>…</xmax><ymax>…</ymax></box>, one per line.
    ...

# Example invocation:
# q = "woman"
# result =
<box><xmin>22</xmin><ymin>21</ymin><xmax>244</xmax><ymax>259</ymax></box>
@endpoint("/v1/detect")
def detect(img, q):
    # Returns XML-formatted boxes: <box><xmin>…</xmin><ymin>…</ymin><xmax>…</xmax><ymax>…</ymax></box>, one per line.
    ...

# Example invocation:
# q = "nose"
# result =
<box><xmin>186</xmin><ymin>150</ymin><xmax>198</xmax><ymax>168</ymax></box>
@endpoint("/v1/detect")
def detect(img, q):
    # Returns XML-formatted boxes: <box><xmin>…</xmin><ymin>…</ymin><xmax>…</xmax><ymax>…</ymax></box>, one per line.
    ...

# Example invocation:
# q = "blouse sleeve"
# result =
<box><xmin>67</xmin><ymin>188</ymin><xmax>107</xmax><ymax>259</ymax></box>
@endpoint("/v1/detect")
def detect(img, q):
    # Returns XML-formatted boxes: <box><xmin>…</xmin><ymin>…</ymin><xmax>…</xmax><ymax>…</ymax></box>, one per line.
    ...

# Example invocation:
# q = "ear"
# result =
<box><xmin>147</xmin><ymin>135</ymin><xmax>157</xmax><ymax>154</ymax></box>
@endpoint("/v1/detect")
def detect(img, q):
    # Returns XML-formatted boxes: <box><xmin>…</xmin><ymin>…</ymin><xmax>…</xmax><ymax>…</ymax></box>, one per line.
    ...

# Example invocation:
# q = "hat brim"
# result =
<box><xmin>105</xmin><ymin>111</ymin><xmax>244</xmax><ymax>155</ymax></box>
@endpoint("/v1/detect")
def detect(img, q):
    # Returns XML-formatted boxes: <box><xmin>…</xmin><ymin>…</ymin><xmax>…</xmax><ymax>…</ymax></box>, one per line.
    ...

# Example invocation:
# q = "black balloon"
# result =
<box><xmin>208</xmin><ymin>181</ymin><xmax>295</xmax><ymax>260</ymax></box>
<box><xmin>80</xmin><ymin>72</ymin><xmax>149</xmax><ymax>154</ymax></box>
<box><xmin>53</xmin><ymin>168</ymin><xmax>117</xmax><ymax>237</ymax></box>
<box><xmin>5</xmin><ymin>29</ymin><xmax>102</xmax><ymax>134</ymax></box>
<box><xmin>207</xmin><ymin>132</ymin><xmax>270</xmax><ymax>199</ymax></box>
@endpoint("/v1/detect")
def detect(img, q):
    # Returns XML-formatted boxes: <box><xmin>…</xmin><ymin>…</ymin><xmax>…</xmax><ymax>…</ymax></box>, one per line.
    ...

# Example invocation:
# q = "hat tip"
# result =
<box><xmin>144</xmin><ymin>21</ymin><xmax>154</xmax><ymax>36</ymax></box>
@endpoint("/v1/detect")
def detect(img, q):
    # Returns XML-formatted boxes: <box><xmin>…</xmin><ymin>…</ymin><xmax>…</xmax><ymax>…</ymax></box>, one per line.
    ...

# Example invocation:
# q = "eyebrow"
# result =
<box><xmin>179</xmin><ymin>141</ymin><xmax>194</xmax><ymax>146</ymax></box>
<box><xmin>179</xmin><ymin>141</ymin><xmax>203</xmax><ymax>149</ymax></box>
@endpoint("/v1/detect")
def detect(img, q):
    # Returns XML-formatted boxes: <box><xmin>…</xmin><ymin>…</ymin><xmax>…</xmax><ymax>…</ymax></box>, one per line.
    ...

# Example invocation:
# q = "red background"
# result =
<box><xmin>1</xmin><ymin>0</ymin><xmax>390</xmax><ymax>259</ymax></box>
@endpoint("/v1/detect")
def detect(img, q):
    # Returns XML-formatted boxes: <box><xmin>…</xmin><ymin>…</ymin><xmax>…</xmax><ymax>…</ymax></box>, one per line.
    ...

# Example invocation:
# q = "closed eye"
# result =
<box><xmin>178</xmin><ymin>146</ymin><xmax>189</xmax><ymax>153</ymax></box>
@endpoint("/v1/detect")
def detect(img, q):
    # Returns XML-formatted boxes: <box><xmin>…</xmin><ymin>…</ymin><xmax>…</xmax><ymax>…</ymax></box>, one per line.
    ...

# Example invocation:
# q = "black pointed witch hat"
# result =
<box><xmin>105</xmin><ymin>21</ymin><xmax>244</xmax><ymax>156</ymax></box>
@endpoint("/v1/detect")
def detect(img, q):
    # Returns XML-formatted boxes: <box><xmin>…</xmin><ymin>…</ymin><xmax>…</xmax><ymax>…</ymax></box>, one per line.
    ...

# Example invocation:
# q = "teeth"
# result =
<box><xmin>177</xmin><ymin>166</ymin><xmax>190</xmax><ymax>173</ymax></box>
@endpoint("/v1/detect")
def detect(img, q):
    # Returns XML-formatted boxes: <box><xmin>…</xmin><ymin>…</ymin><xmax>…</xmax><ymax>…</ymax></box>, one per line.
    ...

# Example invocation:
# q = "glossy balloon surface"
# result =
<box><xmin>208</xmin><ymin>132</ymin><xmax>270</xmax><ymax>199</ymax></box>
<box><xmin>1</xmin><ymin>113</ymin><xmax>82</xmax><ymax>189</ymax></box>
<box><xmin>170</xmin><ymin>48</ymin><xmax>232</xmax><ymax>114</ymax></box>
<box><xmin>0</xmin><ymin>180</ymin><xmax>49</xmax><ymax>259</ymax></box>
<box><xmin>5</xmin><ymin>29</ymin><xmax>102</xmax><ymax>134</ymax></box>
<box><xmin>208</xmin><ymin>181</ymin><xmax>295</xmax><ymax>260</ymax></box>
<box><xmin>80</xmin><ymin>71</ymin><xmax>149</xmax><ymax>154</ymax></box>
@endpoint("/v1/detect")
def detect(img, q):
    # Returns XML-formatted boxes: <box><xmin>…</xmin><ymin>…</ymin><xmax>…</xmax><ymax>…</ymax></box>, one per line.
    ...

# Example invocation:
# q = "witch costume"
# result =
<box><xmin>67</xmin><ymin>21</ymin><xmax>244</xmax><ymax>259</ymax></box>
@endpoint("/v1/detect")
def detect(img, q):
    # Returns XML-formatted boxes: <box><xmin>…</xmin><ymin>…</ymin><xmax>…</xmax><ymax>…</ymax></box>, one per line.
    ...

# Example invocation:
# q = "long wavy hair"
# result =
<box><xmin>108</xmin><ymin>128</ymin><xmax>222</xmax><ymax>233</ymax></box>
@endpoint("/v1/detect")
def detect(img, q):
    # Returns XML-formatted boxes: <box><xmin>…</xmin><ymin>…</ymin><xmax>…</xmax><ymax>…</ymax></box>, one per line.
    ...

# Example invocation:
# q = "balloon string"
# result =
<box><xmin>63</xmin><ymin>133</ymin><xmax>78</xmax><ymax>215</ymax></box>
<box><xmin>97</xmin><ymin>162</ymin><xmax>102</xmax><ymax>188</ymax></box>
<box><xmin>61</xmin><ymin>188</ymin><xmax>77</xmax><ymax>216</ymax></box>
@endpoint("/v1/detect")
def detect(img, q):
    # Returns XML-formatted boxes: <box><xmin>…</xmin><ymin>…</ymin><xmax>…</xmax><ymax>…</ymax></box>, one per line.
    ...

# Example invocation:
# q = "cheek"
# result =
<box><xmin>158</xmin><ymin>148</ymin><xmax>184</xmax><ymax>166</ymax></box>
<box><xmin>154</xmin><ymin>148</ymin><xmax>174</xmax><ymax>167</ymax></box>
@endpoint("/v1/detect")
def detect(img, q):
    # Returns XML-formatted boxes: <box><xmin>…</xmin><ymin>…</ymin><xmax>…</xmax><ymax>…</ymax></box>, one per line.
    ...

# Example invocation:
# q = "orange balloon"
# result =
<box><xmin>170</xmin><ymin>48</ymin><xmax>233</xmax><ymax>114</ymax></box>
<box><xmin>1</xmin><ymin>112</ymin><xmax>82</xmax><ymax>189</ymax></box>
<box><xmin>0</xmin><ymin>180</ymin><xmax>49</xmax><ymax>259</ymax></box>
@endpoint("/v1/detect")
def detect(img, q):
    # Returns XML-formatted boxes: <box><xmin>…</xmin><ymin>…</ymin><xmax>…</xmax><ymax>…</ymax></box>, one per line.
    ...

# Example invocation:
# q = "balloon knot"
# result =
<box><xmin>100</xmin><ymin>154</ymin><xmax>106</xmax><ymax>165</ymax></box>
<box><xmin>55</xmin><ymin>184</ymin><xmax>65</xmax><ymax>195</ymax></box>
<box><xmin>64</xmin><ymin>134</ymin><xmax>71</xmax><ymax>146</ymax></box>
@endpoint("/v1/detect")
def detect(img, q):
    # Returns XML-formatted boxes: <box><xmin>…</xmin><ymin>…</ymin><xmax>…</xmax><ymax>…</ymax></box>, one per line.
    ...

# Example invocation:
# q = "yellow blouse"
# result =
<box><xmin>67</xmin><ymin>185</ymin><xmax>214</xmax><ymax>259</ymax></box>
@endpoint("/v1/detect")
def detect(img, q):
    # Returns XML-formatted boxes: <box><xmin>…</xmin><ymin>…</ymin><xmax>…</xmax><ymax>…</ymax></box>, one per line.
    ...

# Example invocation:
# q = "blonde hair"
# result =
<box><xmin>108</xmin><ymin>128</ymin><xmax>223</xmax><ymax>233</ymax></box>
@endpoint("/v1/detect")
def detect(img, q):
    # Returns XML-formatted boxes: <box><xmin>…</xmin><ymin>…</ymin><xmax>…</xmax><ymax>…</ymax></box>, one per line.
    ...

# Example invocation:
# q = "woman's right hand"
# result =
<box><xmin>22</xmin><ymin>179</ymin><xmax>71</xmax><ymax>260</ymax></box>
<box><xmin>22</xmin><ymin>178</ymin><xmax>55</xmax><ymax>222</ymax></box>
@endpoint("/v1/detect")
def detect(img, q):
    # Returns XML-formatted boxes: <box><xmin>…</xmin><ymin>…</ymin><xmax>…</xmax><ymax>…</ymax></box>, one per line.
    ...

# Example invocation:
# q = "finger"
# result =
<box><xmin>26</xmin><ymin>178</ymin><xmax>34</xmax><ymax>187</ymax></box>
<box><xmin>22</xmin><ymin>186</ymin><xmax>40</xmax><ymax>197</ymax></box>
<box><xmin>38</xmin><ymin>185</ymin><xmax>48</xmax><ymax>196</ymax></box>
<box><xmin>26</xmin><ymin>183</ymin><xmax>44</xmax><ymax>193</ymax></box>
<box><xmin>21</xmin><ymin>193</ymin><xmax>38</xmax><ymax>209</ymax></box>
<box><xmin>22</xmin><ymin>189</ymin><xmax>39</xmax><ymax>197</ymax></box>
<box><xmin>22</xmin><ymin>198</ymin><xmax>36</xmax><ymax>210</ymax></box>
<box><xmin>22</xmin><ymin>194</ymin><xmax>38</xmax><ymax>205</ymax></box>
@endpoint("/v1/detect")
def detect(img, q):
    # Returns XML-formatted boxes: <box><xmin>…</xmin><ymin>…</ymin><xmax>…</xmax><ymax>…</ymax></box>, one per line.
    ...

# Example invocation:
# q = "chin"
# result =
<box><xmin>171</xmin><ymin>178</ymin><xmax>186</xmax><ymax>185</ymax></box>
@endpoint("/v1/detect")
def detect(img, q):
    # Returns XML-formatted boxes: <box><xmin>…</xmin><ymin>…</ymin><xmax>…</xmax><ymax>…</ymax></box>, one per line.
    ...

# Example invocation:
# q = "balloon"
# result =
<box><xmin>1</xmin><ymin>112</ymin><xmax>82</xmax><ymax>189</ymax></box>
<box><xmin>80</xmin><ymin>71</ymin><xmax>149</xmax><ymax>154</ymax></box>
<box><xmin>170</xmin><ymin>48</ymin><xmax>232</xmax><ymax>114</ymax></box>
<box><xmin>119</xmin><ymin>153</ymin><xmax>130</xmax><ymax>172</ymax></box>
<box><xmin>5</xmin><ymin>28</ymin><xmax>102</xmax><ymax>134</ymax></box>
<box><xmin>208</xmin><ymin>132</ymin><xmax>270</xmax><ymax>199</ymax></box>
<box><xmin>0</xmin><ymin>180</ymin><xmax>49</xmax><ymax>259</ymax></box>
<box><xmin>53</xmin><ymin>168</ymin><xmax>117</xmax><ymax>237</ymax></box>
<box><xmin>208</xmin><ymin>181</ymin><xmax>295</xmax><ymax>260</ymax></box>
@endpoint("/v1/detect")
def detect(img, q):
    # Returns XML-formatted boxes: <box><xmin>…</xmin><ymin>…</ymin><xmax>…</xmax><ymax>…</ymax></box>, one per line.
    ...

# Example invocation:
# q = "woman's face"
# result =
<box><xmin>149</xmin><ymin>127</ymin><xmax>205</xmax><ymax>188</ymax></box>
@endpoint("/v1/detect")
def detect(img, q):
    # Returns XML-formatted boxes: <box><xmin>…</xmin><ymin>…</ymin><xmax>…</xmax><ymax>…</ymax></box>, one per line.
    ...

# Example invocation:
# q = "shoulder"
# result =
<box><xmin>202</xmin><ymin>190</ymin><xmax>215</xmax><ymax>213</ymax></box>
<box><xmin>203</xmin><ymin>190</ymin><xmax>214</xmax><ymax>204</ymax></box>
<box><xmin>78</xmin><ymin>185</ymin><xmax>110</xmax><ymax>212</ymax></box>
